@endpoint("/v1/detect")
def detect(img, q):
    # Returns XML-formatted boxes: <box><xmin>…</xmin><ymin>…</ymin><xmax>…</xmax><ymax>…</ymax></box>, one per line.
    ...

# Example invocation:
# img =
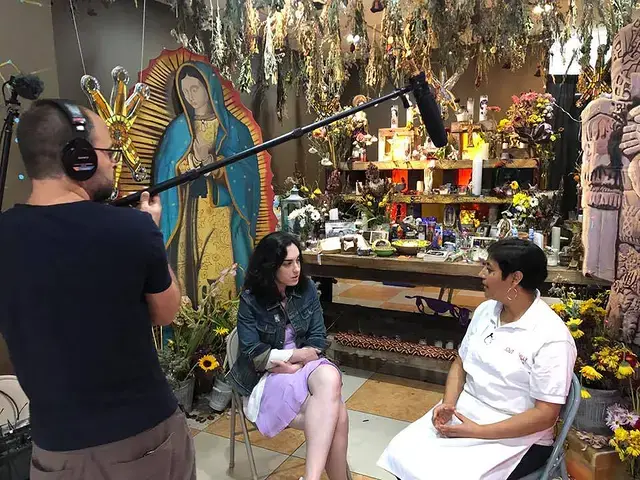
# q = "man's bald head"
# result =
<box><xmin>17</xmin><ymin>101</ymin><xmax>95</xmax><ymax>180</ymax></box>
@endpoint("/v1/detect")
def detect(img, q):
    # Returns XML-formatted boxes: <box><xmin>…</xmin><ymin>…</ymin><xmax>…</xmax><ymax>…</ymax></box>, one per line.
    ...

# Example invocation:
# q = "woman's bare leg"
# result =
<box><xmin>324</xmin><ymin>402</ymin><xmax>349</xmax><ymax>480</ymax></box>
<box><xmin>288</xmin><ymin>365</ymin><xmax>344</xmax><ymax>480</ymax></box>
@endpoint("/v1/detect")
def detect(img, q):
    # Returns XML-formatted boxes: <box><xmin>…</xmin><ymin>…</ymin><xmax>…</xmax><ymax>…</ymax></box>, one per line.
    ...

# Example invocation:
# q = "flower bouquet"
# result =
<box><xmin>288</xmin><ymin>204</ymin><xmax>323</xmax><ymax>242</ymax></box>
<box><xmin>607</xmin><ymin>401</ymin><xmax>640</xmax><ymax>478</ymax></box>
<box><xmin>353</xmin><ymin>164</ymin><xmax>392</xmax><ymax>229</ymax></box>
<box><xmin>498</xmin><ymin>182</ymin><xmax>560</xmax><ymax>234</ymax></box>
<box><xmin>158</xmin><ymin>264</ymin><xmax>238</xmax><ymax>393</ymax></box>
<box><xmin>505</xmin><ymin>91</ymin><xmax>561</xmax><ymax>188</ymax></box>
<box><xmin>308</xmin><ymin>100</ymin><xmax>355</xmax><ymax>167</ymax></box>
<box><xmin>550</xmin><ymin>288</ymin><xmax>636</xmax><ymax>397</ymax></box>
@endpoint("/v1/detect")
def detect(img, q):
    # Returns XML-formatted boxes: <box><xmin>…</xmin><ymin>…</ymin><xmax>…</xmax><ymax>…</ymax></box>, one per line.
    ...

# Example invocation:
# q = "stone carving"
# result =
<box><xmin>580</xmin><ymin>99</ymin><xmax>624</xmax><ymax>282</ymax></box>
<box><xmin>582</xmin><ymin>20</ymin><xmax>640</xmax><ymax>345</ymax></box>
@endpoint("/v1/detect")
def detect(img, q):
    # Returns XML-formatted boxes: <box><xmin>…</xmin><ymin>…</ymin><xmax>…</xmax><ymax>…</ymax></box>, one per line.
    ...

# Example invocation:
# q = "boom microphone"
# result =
<box><xmin>409</xmin><ymin>72</ymin><xmax>448</xmax><ymax>148</ymax></box>
<box><xmin>7</xmin><ymin>74</ymin><xmax>44</xmax><ymax>101</ymax></box>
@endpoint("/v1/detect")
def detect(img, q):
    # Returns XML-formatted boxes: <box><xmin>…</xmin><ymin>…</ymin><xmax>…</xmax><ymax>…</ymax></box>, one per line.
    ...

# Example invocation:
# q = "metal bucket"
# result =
<box><xmin>173</xmin><ymin>377</ymin><xmax>195</xmax><ymax>413</ymax></box>
<box><xmin>573</xmin><ymin>387</ymin><xmax>621</xmax><ymax>435</ymax></box>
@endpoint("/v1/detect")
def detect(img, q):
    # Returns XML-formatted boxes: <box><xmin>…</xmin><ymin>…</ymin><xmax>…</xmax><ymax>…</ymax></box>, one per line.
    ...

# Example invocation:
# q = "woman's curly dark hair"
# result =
<box><xmin>243</xmin><ymin>231</ymin><xmax>309</xmax><ymax>305</ymax></box>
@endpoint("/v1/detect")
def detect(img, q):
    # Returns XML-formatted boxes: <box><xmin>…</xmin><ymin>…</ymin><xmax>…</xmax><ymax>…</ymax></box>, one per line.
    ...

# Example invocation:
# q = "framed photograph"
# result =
<box><xmin>325</xmin><ymin>221</ymin><xmax>357</xmax><ymax>238</ymax></box>
<box><xmin>363</xmin><ymin>230</ymin><xmax>389</xmax><ymax>243</ymax></box>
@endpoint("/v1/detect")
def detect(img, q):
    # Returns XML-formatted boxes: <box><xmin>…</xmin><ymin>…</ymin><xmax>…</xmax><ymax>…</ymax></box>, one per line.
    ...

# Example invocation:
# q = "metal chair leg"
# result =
<box><xmin>559</xmin><ymin>456</ymin><xmax>568</xmax><ymax>480</ymax></box>
<box><xmin>236</xmin><ymin>392</ymin><xmax>258</xmax><ymax>480</ymax></box>
<box><xmin>229</xmin><ymin>392</ymin><xmax>236</xmax><ymax>470</ymax></box>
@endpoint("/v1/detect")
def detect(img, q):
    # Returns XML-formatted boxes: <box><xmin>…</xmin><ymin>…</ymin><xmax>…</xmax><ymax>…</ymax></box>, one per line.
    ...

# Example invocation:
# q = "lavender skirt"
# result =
<box><xmin>255</xmin><ymin>325</ymin><xmax>339</xmax><ymax>438</ymax></box>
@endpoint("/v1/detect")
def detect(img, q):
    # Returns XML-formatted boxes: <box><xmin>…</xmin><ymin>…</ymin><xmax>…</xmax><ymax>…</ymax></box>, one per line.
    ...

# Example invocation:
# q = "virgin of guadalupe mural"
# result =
<box><xmin>129</xmin><ymin>48</ymin><xmax>276</xmax><ymax>303</ymax></box>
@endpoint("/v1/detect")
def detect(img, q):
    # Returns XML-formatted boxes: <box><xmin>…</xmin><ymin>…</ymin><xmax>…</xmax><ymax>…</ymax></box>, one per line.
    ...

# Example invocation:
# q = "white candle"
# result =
<box><xmin>552</xmin><ymin>226</ymin><xmax>561</xmax><ymax>251</ymax></box>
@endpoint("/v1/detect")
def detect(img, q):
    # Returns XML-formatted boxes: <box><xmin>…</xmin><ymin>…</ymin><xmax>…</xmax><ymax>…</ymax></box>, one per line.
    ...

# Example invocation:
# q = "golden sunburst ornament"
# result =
<box><xmin>81</xmin><ymin>66</ymin><xmax>150</xmax><ymax>198</ymax></box>
<box><xmin>198</xmin><ymin>355</ymin><xmax>219</xmax><ymax>372</ymax></box>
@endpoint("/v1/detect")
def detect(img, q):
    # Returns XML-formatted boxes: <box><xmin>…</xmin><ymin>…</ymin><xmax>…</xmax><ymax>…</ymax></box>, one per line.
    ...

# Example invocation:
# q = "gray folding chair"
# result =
<box><xmin>225</xmin><ymin>327</ymin><xmax>259</xmax><ymax>480</ymax></box>
<box><xmin>519</xmin><ymin>373</ymin><xmax>581</xmax><ymax>480</ymax></box>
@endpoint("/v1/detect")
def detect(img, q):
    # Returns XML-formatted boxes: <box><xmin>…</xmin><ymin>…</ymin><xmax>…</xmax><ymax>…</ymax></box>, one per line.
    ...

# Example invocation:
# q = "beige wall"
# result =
<box><xmin>1</xmin><ymin>0</ymin><xmax>60</xmax><ymax>211</ymax></box>
<box><xmin>0</xmin><ymin>0</ymin><xmax>60</xmax><ymax>374</ymax></box>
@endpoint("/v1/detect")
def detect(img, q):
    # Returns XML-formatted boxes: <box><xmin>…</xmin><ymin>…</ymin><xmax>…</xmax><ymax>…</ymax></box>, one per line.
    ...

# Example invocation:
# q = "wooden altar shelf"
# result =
<box><xmin>338</xmin><ymin>158</ymin><xmax>538</xmax><ymax>171</ymax></box>
<box><xmin>304</xmin><ymin>253</ymin><xmax>610</xmax><ymax>292</ymax></box>
<box><xmin>340</xmin><ymin>193</ymin><xmax>513</xmax><ymax>204</ymax></box>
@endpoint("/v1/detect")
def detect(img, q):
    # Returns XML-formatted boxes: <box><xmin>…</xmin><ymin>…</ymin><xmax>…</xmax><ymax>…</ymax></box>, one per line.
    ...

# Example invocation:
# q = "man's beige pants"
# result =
<box><xmin>30</xmin><ymin>409</ymin><xmax>196</xmax><ymax>480</ymax></box>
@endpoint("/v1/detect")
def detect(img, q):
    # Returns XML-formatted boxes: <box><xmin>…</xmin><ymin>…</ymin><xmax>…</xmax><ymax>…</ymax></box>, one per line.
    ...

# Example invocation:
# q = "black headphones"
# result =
<box><xmin>36</xmin><ymin>99</ymin><xmax>98</xmax><ymax>181</ymax></box>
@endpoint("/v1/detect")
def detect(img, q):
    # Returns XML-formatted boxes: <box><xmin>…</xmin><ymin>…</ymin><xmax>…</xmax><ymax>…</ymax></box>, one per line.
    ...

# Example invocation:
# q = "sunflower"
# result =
<box><xmin>198</xmin><ymin>355</ymin><xmax>219</xmax><ymax>372</ymax></box>
<box><xmin>580</xmin><ymin>365</ymin><xmax>603</xmax><ymax>381</ymax></box>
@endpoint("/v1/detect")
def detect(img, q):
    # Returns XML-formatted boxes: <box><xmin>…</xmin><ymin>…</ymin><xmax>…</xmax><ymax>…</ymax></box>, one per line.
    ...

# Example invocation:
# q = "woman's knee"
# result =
<box><xmin>310</xmin><ymin>365</ymin><xmax>342</xmax><ymax>399</ymax></box>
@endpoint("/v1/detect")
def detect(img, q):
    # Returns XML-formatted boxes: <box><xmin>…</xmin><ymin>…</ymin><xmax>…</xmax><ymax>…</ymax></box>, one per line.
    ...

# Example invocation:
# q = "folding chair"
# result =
<box><xmin>225</xmin><ymin>327</ymin><xmax>259</xmax><ymax>480</ymax></box>
<box><xmin>519</xmin><ymin>373</ymin><xmax>582</xmax><ymax>480</ymax></box>
<box><xmin>225</xmin><ymin>327</ymin><xmax>353</xmax><ymax>480</ymax></box>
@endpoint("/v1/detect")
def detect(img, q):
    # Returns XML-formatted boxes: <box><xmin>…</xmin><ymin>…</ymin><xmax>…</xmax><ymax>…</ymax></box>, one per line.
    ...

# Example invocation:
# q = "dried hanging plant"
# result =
<box><xmin>88</xmin><ymin>0</ymin><xmax>635</xmax><ymax>122</ymax></box>
<box><xmin>263</xmin><ymin>12</ymin><xmax>279</xmax><ymax>86</ymax></box>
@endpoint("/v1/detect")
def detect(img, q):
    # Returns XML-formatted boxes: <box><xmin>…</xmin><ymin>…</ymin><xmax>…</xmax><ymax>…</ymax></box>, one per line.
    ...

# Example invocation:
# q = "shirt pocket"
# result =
<box><xmin>256</xmin><ymin>318</ymin><xmax>278</xmax><ymax>345</ymax></box>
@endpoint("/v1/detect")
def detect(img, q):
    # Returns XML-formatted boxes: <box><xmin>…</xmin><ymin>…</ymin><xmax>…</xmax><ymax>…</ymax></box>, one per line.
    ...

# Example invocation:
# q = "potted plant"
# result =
<box><xmin>551</xmin><ymin>287</ymin><xmax>637</xmax><ymax>435</ymax></box>
<box><xmin>157</xmin><ymin>264</ymin><xmax>238</xmax><ymax>412</ymax></box>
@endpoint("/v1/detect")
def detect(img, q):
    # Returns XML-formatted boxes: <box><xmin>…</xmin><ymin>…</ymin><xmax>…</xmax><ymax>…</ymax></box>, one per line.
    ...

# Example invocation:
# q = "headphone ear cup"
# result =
<box><xmin>62</xmin><ymin>138</ymin><xmax>98</xmax><ymax>181</ymax></box>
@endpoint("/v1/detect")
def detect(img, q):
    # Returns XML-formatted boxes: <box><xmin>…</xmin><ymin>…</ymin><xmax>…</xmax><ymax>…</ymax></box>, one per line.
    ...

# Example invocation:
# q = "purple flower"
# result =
<box><xmin>606</xmin><ymin>404</ymin><xmax>633</xmax><ymax>431</ymax></box>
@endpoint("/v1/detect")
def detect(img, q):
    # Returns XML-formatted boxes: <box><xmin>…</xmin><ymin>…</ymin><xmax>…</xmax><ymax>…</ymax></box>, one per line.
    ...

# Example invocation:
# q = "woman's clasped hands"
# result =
<box><xmin>432</xmin><ymin>403</ymin><xmax>484</xmax><ymax>439</ymax></box>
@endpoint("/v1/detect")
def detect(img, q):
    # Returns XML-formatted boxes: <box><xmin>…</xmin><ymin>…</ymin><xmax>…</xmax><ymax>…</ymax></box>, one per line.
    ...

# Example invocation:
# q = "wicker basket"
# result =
<box><xmin>173</xmin><ymin>377</ymin><xmax>196</xmax><ymax>413</ymax></box>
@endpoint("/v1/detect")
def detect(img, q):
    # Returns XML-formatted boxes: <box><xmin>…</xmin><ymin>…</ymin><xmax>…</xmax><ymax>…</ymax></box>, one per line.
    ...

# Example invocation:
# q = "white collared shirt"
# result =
<box><xmin>458</xmin><ymin>291</ymin><xmax>577</xmax><ymax>444</ymax></box>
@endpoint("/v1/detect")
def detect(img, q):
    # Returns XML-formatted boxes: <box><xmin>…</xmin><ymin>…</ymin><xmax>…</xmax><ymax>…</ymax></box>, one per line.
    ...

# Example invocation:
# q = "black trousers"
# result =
<box><xmin>395</xmin><ymin>444</ymin><xmax>553</xmax><ymax>480</ymax></box>
<box><xmin>506</xmin><ymin>444</ymin><xmax>553</xmax><ymax>479</ymax></box>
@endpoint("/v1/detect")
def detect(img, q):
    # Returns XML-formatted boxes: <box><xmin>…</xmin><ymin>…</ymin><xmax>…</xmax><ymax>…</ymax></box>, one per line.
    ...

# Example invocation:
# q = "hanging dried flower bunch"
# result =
<box><xmin>89</xmin><ymin>0</ymin><xmax>637</xmax><ymax>120</ymax></box>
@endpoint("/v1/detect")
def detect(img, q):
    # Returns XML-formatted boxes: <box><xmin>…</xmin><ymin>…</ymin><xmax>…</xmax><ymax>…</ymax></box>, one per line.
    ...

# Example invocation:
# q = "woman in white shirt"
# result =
<box><xmin>378</xmin><ymin>238</ymin><xmax>577</xmax><ymax>480</ymax></box>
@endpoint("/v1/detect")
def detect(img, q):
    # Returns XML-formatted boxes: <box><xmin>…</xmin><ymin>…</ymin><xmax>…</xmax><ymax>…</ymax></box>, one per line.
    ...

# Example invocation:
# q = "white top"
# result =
<box><xmin>459</xmin><ymin>291</ymin><xmax>577</xmax><ymax>445</ymax></box>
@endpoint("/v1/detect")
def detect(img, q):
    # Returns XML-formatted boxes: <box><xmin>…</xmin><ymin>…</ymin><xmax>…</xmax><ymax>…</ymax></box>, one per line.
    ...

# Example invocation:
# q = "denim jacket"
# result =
<box><xmin>226</xmin><ymin>279</ymin><xmax>329</xmax><ymax>397</ymax></box>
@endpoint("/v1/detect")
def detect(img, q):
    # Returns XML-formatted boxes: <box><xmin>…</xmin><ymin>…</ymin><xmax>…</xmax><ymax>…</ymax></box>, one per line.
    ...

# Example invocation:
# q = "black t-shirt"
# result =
<box><xmin>0</xmin><ymin>201</ymin><xmax>177</xmax><ymax>451</ymax></box>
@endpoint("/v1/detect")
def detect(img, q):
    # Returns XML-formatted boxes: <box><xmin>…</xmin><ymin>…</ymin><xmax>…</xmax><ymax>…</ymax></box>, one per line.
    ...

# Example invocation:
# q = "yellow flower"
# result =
<box><xmin>198</xmin><ymin>355</ymin><xmax>219</xmax><ymax>372</ymax></box>
<box><xmin>367</xmin><ymin>201</ymin><xmax>373</xmax><ymax>207</ymax></box>
<box><xmin>580</xmin><ymin>365</ymin><xmax>603</xmax><ymax>381</ymax></box>
<box><xmin>615</xmin><ymin>427</ymin><xmax>630</xmax><ymax>442</ymax></box>
<box><xmin>565</xmin><ymin>318</ymin><xmax>584</xmax><ymax>338</ymax></box>
<box><xmin>300</xmin><ymin>185</ymin><xmax>309</xmax><ymax>193</ymax></box>
<box><xmin>313</xmin><ymin>188</ymin><xmax>322</xmax><ymax>195</ymax></box>
<box><xmin>214</xmin><ymin>326</ymin><xmax>230</xmax><ymax>336</ymax></box>
<box><xmin>474</xmin><ymin>219</ymin><xmax>481</xmax><ymax>228</ymax></box>
<box><xmin>510</xmin><ymin>181</ymin><xmax>519</xmax><ymax>190</ymax></box>
<box><xmin>551</xmin><ymin>303</ymin><xmax>566</xmax><ymax>315</ymax></box>
<box><xmin>581</xmin><ymin>388</ymin><xmax>592</xmax><ymax>399</ymax></box>
<box><xmin>616</xmin><ymin>361</ymin><xmax>635</xmax><ymax>379</ymax></box>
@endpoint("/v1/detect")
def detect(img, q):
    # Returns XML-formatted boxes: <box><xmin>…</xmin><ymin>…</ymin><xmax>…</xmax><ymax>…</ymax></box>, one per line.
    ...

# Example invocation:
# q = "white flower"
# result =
<box><xmin>311</xmin><ymin>211</ymin><xmax>321</xmax><ymax>222</ymax></box>
<box><xmin>530</xmin><ymin>197</ymin><xmax>539</xmax><ymax>208</ymax></box>
<box><xmin>299</xmin><ymin>218</ymin><xmax>306</xmax><ymax>229</ymax></box>
<box><xmin>309</xmin><ymin>147</ymin><xmax>318</xmax><ymax>154</ymax></box>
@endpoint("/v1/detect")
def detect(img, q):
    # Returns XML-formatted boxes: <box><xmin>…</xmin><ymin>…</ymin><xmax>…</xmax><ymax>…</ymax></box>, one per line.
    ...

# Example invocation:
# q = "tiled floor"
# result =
<box><xmin>191</xmin><ymin>366</ymin><xmax>444</xmax><ymax>479</ymax></box>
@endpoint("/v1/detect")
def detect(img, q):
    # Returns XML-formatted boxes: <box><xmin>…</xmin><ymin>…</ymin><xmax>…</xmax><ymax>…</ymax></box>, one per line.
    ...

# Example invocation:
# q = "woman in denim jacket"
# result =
<box><xmin>227</xmin><ymin>232</ymin><xmax>348</xmax><ymax>480</ymax></box>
